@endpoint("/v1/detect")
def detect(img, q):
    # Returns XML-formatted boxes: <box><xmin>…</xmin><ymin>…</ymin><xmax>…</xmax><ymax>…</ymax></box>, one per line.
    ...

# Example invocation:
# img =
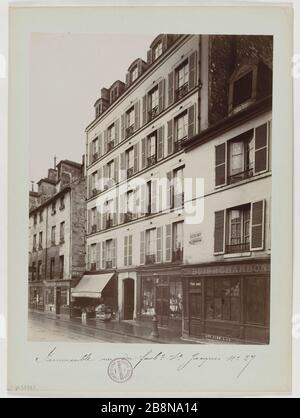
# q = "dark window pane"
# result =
<box><xmin>245</xmin><ymin>278</ymin><xmax>267</xmax><ymax>325</ymax></box>
<box><xmin>233</xmin><ymin>72</ymin><xmax>253</xmax><ymax>107</ymax></box>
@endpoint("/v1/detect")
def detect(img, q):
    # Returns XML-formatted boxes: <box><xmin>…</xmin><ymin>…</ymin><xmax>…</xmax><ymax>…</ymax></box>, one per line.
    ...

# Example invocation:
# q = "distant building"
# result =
<box><xmin>28</xmin><ymin>159</ymin><xmax>85</xmax><ymax>316</ymax></box>
<box><xmin>74</xmin><ymin>34</ymin><xmax>272</xmax><ymax>343</ymax></box>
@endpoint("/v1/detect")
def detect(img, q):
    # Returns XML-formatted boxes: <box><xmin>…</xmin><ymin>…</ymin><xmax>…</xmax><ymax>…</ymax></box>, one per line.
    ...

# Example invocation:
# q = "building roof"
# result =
<box><xmin>56</xmin><ymin>159</ymin><xmax>82</xmax><ymax>169</ymax></box>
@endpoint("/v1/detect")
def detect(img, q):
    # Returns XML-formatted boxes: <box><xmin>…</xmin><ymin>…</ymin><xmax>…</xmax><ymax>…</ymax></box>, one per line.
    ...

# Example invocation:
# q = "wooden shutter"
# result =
<box><xmin>87</xmin><ymin>244</ymin><xmax>91</xmax><ymax>271</ymax></box>
<box><xmin>96</xmin><ymin>242</ymin><xmax>101</xmax><ymax>270</ymax></box>
<box><xmin>121</xmin><ymin>114</ymin><xmax>125</xmax><ymax>141</ymax></box>
<box><xmin>156</xmin><ymin>227</ymin><xmax>163</xmax><ymax>263</ymax></box>
<box><xmin>88</xmin><ymin>174</ymin><xmax>92</xmax><ymax>199</ymax></box>
<box><xmin>151</xmin><ymin>179</ymin><xmax>158</xmax><ymax>214</ymax></box>
<box><xmin>134</xmin><ymin>101</ymin><xmax>140</xmax><ymax>131</ymax></box>
<box><xmin>101</xmin><ymin>241</ymin><xmax>106</xmax><ymax>269</ymax></box>
<box><xmin>97</xmin><ymin>205</ymin><xmax>102</xmax><ymax>231</ymax></box>
<box><xmin>140</xmin><ymin>183</ymin><xmax>146</xmax><ymax>216</ymax></box>
<box><xmin>165</xmin><ymin>224</ymin><xmax>172</xmax><ymax>262</ymax></box>
<box><xmin>140</xmin><ymin>231</ymin><xmax>145</xmax><ymax>265</ymax></box>
<box><xmin>214</xmin><ymin>210</ymin><xmax>225</xmax><ymax>254</ymax></box>
<box><xmin>115</xmin><ymin>119</ymin><xmax>120</xmax><ymax>144</ymax></box>
<box><xmin>102</xmin><ymin>164</ymin><xmax>108</xmax><ymax>189</ymax></box>
<box><xmin>250</xmin><ymin>200</ymin><xmax>265</xmax><ymax>251</ymax></box>
<box><xmin>87</xmin><ymin>209</ymin><xmax>91</xmax><ymax>235</ymax></box>
<box><xmin>120</xmin><ymin>152</ymin><xmax>126</xmax><ymax>181</ymax></box>
<box><xmin>166</xmin><ymin>171</ymin><xmax>173</xmax><ymax>209</ymax></box>
<box><xmin>124</xmin><ymin>236</ymin><xmax>128</xmax><ymax>266</ymax></box>
<box><xmin>102</xmin><ymin>204</ymin><xmax>107</xmax><ymax>229</ymax></box>
<box><xmin>134</xmin><ymin>142</ymin><xmax>139</xmax><ymax>173</ymax></box>
<box><xmin>168</xmin><ymin>71</ymin><xmax>174</xmax><ymax>105</ymax></box>
<box><xmin>103</xmin><ymin>129</ymin><xmax>108</xmax><ymax>154</ymax></box>
<box><xmin>254</xmin><ymin>123</ymin><xmax>268</xmax><ymax>174</ymax></box>
<box><xmin>89</xmin><ymin>143</ymin><xmax>93</xmax><ymax>165</ymax></box>
<box><xmin>167</xmin><ymin>120</ymin><xmax>174</xmax><ymax>155</ymax></box>
<box><xmin>188</xmin><ymin>104</ymin><xmax>196</xmax><ymax>139</ymax></box>
<box><xmin>157</xmin><ymin>125</ymin><xmax>164</xmax><ymax>161</ymax></box>
<box><xmin>158</xmin><ymin>79</ymin><xmax>165</xmax><ymax>113</ymax></box>
<box><xmin>142</xmin><ymin>95</ymin><xmax>148</xmax><ymax>125</ymax></box>
<box><xmin>128</xmin><ymin>235</ymin><xmax>133</xmax><ymax>265</ymax></box>
<box><xmin>98</xmin><ymin>133</ymin><xmax>103</xmax><ymax>157</ymax></box>
<box><xmin>112</xmin><ymin>239</ymin><xmax>117</xmax><ymax>268</ymax></box>
<box><xmin>141</xmin><ymin>137</ymin><xmax>147</xmax><ymax>169</ymax></box>
<box><xmin>114</xmin><ymin>156</ymin><xmax>119</xmax><ymax>183</ymax></box>
<box><xmin>188</xmin><ymin>51</ymin><xmax>197</xmax><ymax>90</ymax></box>
<box><xmin>133</xmin><ymin>186</ymin><xmax>139</xmax><ymax>219</ymax></box>
<box><xmin>97</xmin><ymin>167</ymin><xmax>102</xmax><ymax>192</ymax></box>
<box><xmin>113</xmin><ymin>196</ymin><xmax>118</xmax><ymax>226</ymax></box>
<box><xmin>215</xmin><ymin>143</ymin><xmax>227</xmax><ymax>187</ymax></box>
<box><xmin>119</xmin><ymin>192</ymin><xmax>125</xmax><ymax>224</ymax></box>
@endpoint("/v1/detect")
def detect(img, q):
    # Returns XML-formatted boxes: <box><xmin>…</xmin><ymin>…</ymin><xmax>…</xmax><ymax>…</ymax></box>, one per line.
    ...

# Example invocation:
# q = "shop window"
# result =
<box><xmin>244</xmin><ymin>278</ymin><xmax>268</xmax><ymax>326</ymax></box>
<box><xmin>205</xmin><ymin>278</ymin><xmax>241</xmax><ymax>322</ymax></box>
<box><xmin>60</xmin><ymin>288</ymin><xmax>69</xmax><ymax>308</ymax></box>
<box><xmin>59</xmin><ymin>255</ymin><xmax>64</xmax><ymax>279</ymax></box>
<box><xmin>169</xmin><ymin>279</ymin><xmax>183</xmax><ymax>318</ymax></box>
<box><xmin>141</xmin><ymin>277</ymin><xmax>155</xmax><ymax>316</ymax></box>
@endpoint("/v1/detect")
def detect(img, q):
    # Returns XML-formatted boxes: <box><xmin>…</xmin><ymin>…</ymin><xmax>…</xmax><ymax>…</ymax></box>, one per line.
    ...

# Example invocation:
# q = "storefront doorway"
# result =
<box><xmin>123</xmin><ymin>278</ymin><xmax>134</xmax><ymax>320</ymax></box>
<box><xmin>56</xmin><ymin>287</ymin><xmax>61</xmax><ymax>315</ymax></box>
<box><xmin>156</xmin><ymin>281</ymin><xmax>169</xmax><ymax>327</ymax></box>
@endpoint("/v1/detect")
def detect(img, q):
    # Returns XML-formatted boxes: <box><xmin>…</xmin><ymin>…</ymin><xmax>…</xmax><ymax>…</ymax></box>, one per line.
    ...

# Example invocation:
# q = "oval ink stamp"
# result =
<box><xmin>108</xmin><ymin>358</ymin><xmax>133</xmax><ymax>383</ymax></box>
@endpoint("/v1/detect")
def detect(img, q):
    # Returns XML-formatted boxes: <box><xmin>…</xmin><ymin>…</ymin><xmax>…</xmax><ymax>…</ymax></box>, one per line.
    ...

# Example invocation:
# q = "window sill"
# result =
<box><xmin>223</xmin><ymin>252</ymin><xmax>251</xmax><ymax>259</ymax></box>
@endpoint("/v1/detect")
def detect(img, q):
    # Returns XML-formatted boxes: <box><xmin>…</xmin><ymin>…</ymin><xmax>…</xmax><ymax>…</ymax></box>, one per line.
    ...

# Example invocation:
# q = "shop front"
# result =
<box><xmin>182</xmin><ymin>259</ymin><xmax>270</xmax><ymax>344</ymax></box>
<box><xmin>28</xmin><ymin>283</ymin><xmax>45</xmax><ymax>311</ymax></box>
<box><xmin>71</xmin><ymin>273</ymin><xmax>117</xmax><ymax>319</ymax></box>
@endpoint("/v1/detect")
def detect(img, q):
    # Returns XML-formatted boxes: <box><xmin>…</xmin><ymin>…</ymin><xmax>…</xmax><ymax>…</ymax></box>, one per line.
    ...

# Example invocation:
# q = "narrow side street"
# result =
<box><xmin>28</xmin><ymin>311</ymin><xmax>155</xmax><ymax>343</ymax></box>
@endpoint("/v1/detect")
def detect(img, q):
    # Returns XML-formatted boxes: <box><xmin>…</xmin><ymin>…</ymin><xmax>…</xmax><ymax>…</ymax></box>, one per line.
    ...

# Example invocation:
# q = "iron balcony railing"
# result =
<box><xmin>148</xmin><ymin>105</ymin><xmax>159</xmax><ymax>121</ymax></box>
<box><xmin>126</xmin><ymin>125</ymin><xmax>134</xmax><ymax>138</ymax></box>
<box><xmin>107</xmin><ymin>140</ymin><xmax>115</xmax><ymax>151</ymax></box>
<box><xmin>105</xmin><ymin>260</ymin><xmax>113</xmax><ymax>269</ymax></box>
<box><xmin>124</xmin><ymin>212</ymin><xmax>133</xmax><ymax>223</ymax></box>
<box><xmin>174</xmin><ymin>137</ymin><xmax>185</xmax><ymax>152</ymax></box>
<box><xmin>91</xmin><ymin>224</ymin><xmax>97</xmax><ymax>234</ymax></box>
<box><xmin>106</xmin><ymin>218</ymin><xmax>113</xmax><ymax>229</ymax></box>
<box><xmin>127</xmin><ymin>167</ymin><xmax>134</xmax><ymax>179</ymax></box>
<box><xmin>90</xmin><ymin>262</ymin><xmax>97</xmax><ymax>271</ymax></box>
<box><xmin>145</xmin><ymin>254</ymin><xmax>156</xmax><ymax>265</ymax></box>
<box><xmin>172</xmin><ymin>248</ymin><xmax>183</xmax><ymax>262</ymax></box>
<box><xmin>147</xmin><ymin>154</ymin><xmax>157</xmax><ymax>167</ymax></box>
<box><xmin>173</xmin><ymin>192</ymin><xmax>185</xmax><ymax>209</ymax></box>
<box><xmin>175</xmin><ymin>82</ymin><xmax>188</xmax><ymax>102</ymax></box>
<box><xmin>228</xmin><ymin>169</ymin><xmax>253</xmax><ymax>185</ymax></box>
<box><xmin>225</xmin><ymin>242</ymin><xmax>250</xmax><ymax>254</ymax></box>
<box><xmin>92</xmin><ymin>152</ymin><xmax>98</xmax><ymax>162</ymax></box>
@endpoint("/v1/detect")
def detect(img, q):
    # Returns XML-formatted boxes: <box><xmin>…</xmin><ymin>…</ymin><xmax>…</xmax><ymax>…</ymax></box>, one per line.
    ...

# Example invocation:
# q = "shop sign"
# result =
<box><xmin>189</xmin><ymin>232</ymin><xmax>202</xmax><ymax>245</ymax></box>
<box><xmin>184</xmin><ymin>262</ymin><xmax>270</xmax><ymax>276</ymax></box>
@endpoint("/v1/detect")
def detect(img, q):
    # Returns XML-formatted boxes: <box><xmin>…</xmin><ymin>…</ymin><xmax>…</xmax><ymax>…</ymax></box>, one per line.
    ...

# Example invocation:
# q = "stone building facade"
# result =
<box><xmin>28</xmin><ymin>160</ymin><xmax>85</xmax><ymax>316</ymax></box>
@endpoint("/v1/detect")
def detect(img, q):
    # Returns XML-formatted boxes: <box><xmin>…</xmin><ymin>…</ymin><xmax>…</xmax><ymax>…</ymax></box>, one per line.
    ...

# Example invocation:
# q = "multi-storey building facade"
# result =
<box><xmin>76</xmin><ymin>34</ymin><xmax>272</xmax><ymax>343</ymax></box>
<box><xmin>28</xmin><ymin>160</ymin><xmax>85</xmax><ymax>316</ymax></box>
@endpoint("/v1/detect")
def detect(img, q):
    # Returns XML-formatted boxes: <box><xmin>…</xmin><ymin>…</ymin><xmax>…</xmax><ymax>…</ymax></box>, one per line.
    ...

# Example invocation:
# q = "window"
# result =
<box><xmin>131</xmin><ymin>66</ymin><xmax>138</xmax><ymax>82</ymax></box>
<box><xmin>38</xmin><ymin>231</ymin><xmax>43</xmax><ymax>249</ymax></box>
<box><xmin>146</xmin><ymin>181</ymin><xmax>152</xmax><ymax>215</ymax></box>
<box><xmin>51</xmin><ymin>226</ymin><xmax>56</xmax><ymax>245</ymax></box>
<box><xmin>141</xmin><ymin>277</ymin><xmax>155</xmax><ymax>316</ymax></box>
<box><xmin>175</xmin><ymin>60</ymin><xmax>189</xmax><ymax>100</ymax></box>
<box><xmin>107</xmin><ymin>124</ymin><xmax>115</xmax><ymax>149</ymax></box>
<box><xmin>205</xmin><ymin>278</ymin><xmax>241</xmax><ymax>322</ymax></box>
<box><xmin>227</xmin><ymin>205</ymin><xmax>251</xmax><ymax>253</ymax></box>
<box><xmin>125</xmin><ymin>190</ymin><xmax>134</xmax><ymax>222</ymax></box>
<box><xmin>148</xmin><ymin>87</ymin><xmax>159</xmax><ymax>120</ymax></box>
<box><xmin>91</xmin><ymin>207</ymin><xmax>97</xmax><ymax>232</ymax></box>
<box><xmin>145</xmin><ymin>228</ymin><xmax>156</xmax><ymax>264</ymax></box>
<box><xmin>92</xmin><ymin>137</ymin><xmax>98</xmax><ymax>160</ymax></box>
<box><xmin>33</xmin><ymin>234</ymin><xmax>37</xmax><ymax>251</ymax></box>
<box><xmin>169</xmin><ymin>279</ymin><xmax>183</xmax><ymax>318</ymax></box>
<box><xmin>50</xmin><ymin>258</ymin><xmax>55</xmax><ymax>280</ymax></box>
<box><xmin>59</xmin><ymin>255</ymin><xmax>64</xmax><ymax>279</ymax></box>
<box><xmin>126</xmin><ymin>107</ymin><xmax>135</xmax><ymax>137</ymax></box>
<box><xmin>172</xmin><ymin>221</ymin><xmax>184</xmax><ymax>262</ymax></box>
<box><xmin>59</xmin><ymin>196</ymin><xmax>65</xmax><ymax>210</ymax></box>
<box><xmin>233</xmin><ymin>71</ymin><xmax>253</xmax><ymax>108</ymax></box>
<box><xmin>228</xmin><ymin>131</ymin><xmax>254</xmax><ymax>182</ymax></box>
<box><xmin>124</xmin><ymin>235</ymin><xmax>133</xmax><ymax>266</ymax></box>
<box><xmin>39</xmin><ymin>211</ymin><xmax>43</xmax><ymax>222</ymax></box>
<box><xmin>106</xmin><ymin>239</ymin><xmax>113</xmax><ymax>264</ymax></box>
<box><xmin>106</xmin><ymin>160</ymin><xmax>115</xmax><ymax>188</ymax></box>
<box><xmin>32</xmin><ymin>262</ymin><xmax>36</xmax><ymax>281</ymax></box>
<box><xmin>37</xmin><ymin>260</ymin><xmax>42</xmax><ymax>280</ymax></box>
<box><xmin>175</xmin><ymin>112</ymin><xmax>188</xmax><ymax>145</ymax></box>
<box><xmin>90</xmin><ymin>243</ymin><xmax>97</xmax><ymax>271</ymax></box>
<box><xmin>125</xmin><ymin>147</ymin><xmax>134</xmax><ymax>178</ymax></box>
<box><xmin>173</xmin><ymin>167</ymin><xmax>184</xmax><ymax>208</ymax></box>
<box><xmin>147</xmin><ymin>133</ymin><xmax>157</xmax><ymax>167</ymax></box>
<box><xmin>153</xmin><ymin>42</ymin><xmax>163</xmax><ymax>60</ymax></box>
<box><xmin>60</xmin><ymin>221</ymin><xmax>65</xmax><ymax>244</ymax></box>
<box><xmin>110</xmin><ymin>87</ymin><xmax>118</xmax><ymax>103</ymax></box>
<box><xmin>51</xmin><ymin>201</ymin><xmax>56</xmax><ymax>215</ymax></box>
<box><xmin>105</xmin><ymin>199</ymin><xmax>114</xmax><ymax>228</ymax></box>
<box><xmin>34</xmin><ymin>214</ymin><xmax>37</xmax><ymax>225</ymax></box>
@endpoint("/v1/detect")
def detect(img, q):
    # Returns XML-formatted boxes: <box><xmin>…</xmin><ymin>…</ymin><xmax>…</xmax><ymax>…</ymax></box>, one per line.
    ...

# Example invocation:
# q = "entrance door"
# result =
<box><xmin>189</xmin><ymin>292</ymin><xmax>202</xmax><ymax>337</ymax></box>
<box><xmin>56</xmin><ymin>287</ymin><xmax>61</xmax><ymax>315</ymax></box>
<box><xmin>123</xmin><ymin>279</ymin><xmax>134</xmax><ymax>320</ymax></box>
<box><xmin>156</xmin><ymin>284</ymin><xmax>169</xmax><ymax>327</ymax></box>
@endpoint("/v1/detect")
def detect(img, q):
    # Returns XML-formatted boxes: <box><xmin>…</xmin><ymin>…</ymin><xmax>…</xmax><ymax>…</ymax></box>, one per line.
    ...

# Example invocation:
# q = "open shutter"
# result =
<box><xmin>97</xmin><ymin>166</ymin><xmax>102</xmax><ymax>192</ymax></box>
<box><xmin>113</xmin><ymin>196</ymin><xmax>118</xmax><ymax>226</ymax></box>
<box><xmin>142</xmin><ymin>95</ymin><xmax>148</xmax><ymax>125</ymax></box>
<box><xmin>167</xmin><ymin>120</ymin><xmax>174</xmax><ymax>155</ymax></box>
<box><xmin>121</xmin><ymin>114</ymin><xmax>125</xmax><ymax>141</ymax></box>
<box><xmin>134</xmin><ymin>101</ymin><xmax>140</xmax><ymax>131</ymax></box>
<box><xmin>188</xmin><ymin>104</ymin><xmax>196</xmax><ymax>139</ymax></box>
<box><xmin>188</xmin><ymin>51</ymin><xmax>197</xmax><ymax>90</ymax></box>
<box><xmin>103</xmin><ymin>129</ymin><xmax>108</xmax><ymax>154</ymax></box>
<box><xmin>98</xmin><ymin>133</ymin><xmax>103</xmax><ymax>157</ymax></box>
<box><xmin>254</xmin><ymin>123</ymin><xmax>268</xmax><ymax>174</ymax></box>
<box><xmin>97</xmin><ymin>204</ymin><xmax>102</xmax><ymax>231</ymax></box>
<box><xmin>134</xmin><ymin>142</ymin><xmax>139</xmax><ymax>173</ymax></box>
<box><xmin>89</xmin><ymin>143</ymin><xmax>93</xmax><ymax>165</ymax></box>
<box><xmin>140</xmin><ymin>231</ymin><xmax>145</xmax><ymax>265</ymax></box>
<box><xmin>158</xmin><ymin>79</ymin><xmax>165</xmax><ymax>113</ymax></box>
<box><xmin>114</xmin><ymin>156</ymin><xmax>119</xmax><ymax>183</ymax></box>
<box><xmin>102</xmin><ymin>204</ymin><xmax>107</xmax><ymax>229</ymax></box>
<box><xmin>215</xmin><ymin>143</ymin><xmax>227</xmax><ymax>187</ymax></box>
<box><xmin>120</xmin><ymin>151</ymin><xmax>126</xmax><ymax>181</ymax></box>
<box><xmin>141</xmin><ymin>137</ymin><xmax>146</xmax><ymax>169</ymax></box>
<box><xmin>101</xmin><ymin>241</ymin><xmax>106</xmax><ymax>269</ymax></box>
<box><xmin>133</xmin><ymin>186</ymin><xmax>139</xmax><ymax>219</ymax></box>
<box><xmin>214</xmin><ymin>210</ymin><xmax>225</xmax><ymax>254</ymax></box>
<box><xmin>250</xmin><ymin>200</ymin><xmax>265</xmax><ymax>251</ymax></box>
<box><xmin>87</xmin><ymin>209</ymin><xmax>91</xmax><ymax>235</ymax></box>
<box><xmin>157</xmin><ymin>126</ymin><xmax>164</xmax><ymax>161</ymax></box>
<box><xmin>168</xmin><ymin>71</ymin><xmax>174</xmax><ymax>105</ymax></box>
<box><xmin>128</xmin><ymin>235</ymin><xmax>133</xmax><ymax>265</ymax></box>
<box><xmin>119</xmin><ymin>192</ymin><xmax>125</xmax><ymax>224</ymax></box>
<box><xmin>86</xmin><ymin>244</ymin><xmax>91</xmax><ymax>271</ymax></box>
<box><xmin>88</xmin><ymin>174</ymin><xmax>92</xmax><ymax>199</ymax></box>
<box><xmin>124</xmin><ymin>236</ymin><xmax>128</xmax><ymax>267</ymax></box>
<box><xmin>114</xmin><ymin>119</ymin><xmax>120</xmax><ymax>145</ymax></box>
<box><xmin>151</xmin><ymin>179</ymin><xmax>158</xmax><ymax>214</ymax></box>
<box><xmin>156</xmin><ymin>227</ymin><xmax>163</xmax><ymax>263</ymax></box>
<box><xmin>140</xmin><ymin>183</ymin><xmax>146</xmax><ymax>216</ymax></box>
<box><xmin>166</xmin><ymin>171</ymin><xmax>173</xmax><ymax>209</ymax></box>
<box><xmin>165</xmin><ymin>224</ymin><xmax>172</xmax><ymax>262</ymax></box>
<box><xmin>112</xmin><ymin>239</ymin><xmax>117</xmax><ymax>268</ymax></box>
<box><xmin>96</xmin><ymin>242</ymin><xmax>101</xmax><ymax>270</ymax></box>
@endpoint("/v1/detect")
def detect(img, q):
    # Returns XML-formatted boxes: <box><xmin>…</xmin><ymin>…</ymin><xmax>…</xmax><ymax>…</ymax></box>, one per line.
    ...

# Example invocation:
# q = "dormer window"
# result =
<box><xmin>153</xmin><ymin>41</ymin><xmax>163</xmax><ymax>60</ymax></box>
<box><xmin>131</xmin><ymin>66</ymin><xmax>138</xmax><ymax>83</ymax></box>
<box><xmin>232</xmin><ymin>71</ymin><xmax>253</xmax><ymax>108</ymax></box>
<box><xmin>110</xmin><ymin>87</ymin><xmax>118</xmax><ymax>104</ymax></box>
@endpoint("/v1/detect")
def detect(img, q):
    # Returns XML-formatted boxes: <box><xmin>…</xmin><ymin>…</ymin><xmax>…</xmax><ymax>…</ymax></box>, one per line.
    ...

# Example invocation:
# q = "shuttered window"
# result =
<box><xmin>214</xmin><ymin>210</ymin><xmax>225</xmax><ymax>254</ymax></box>
<box><xmin>254</xmin><ymin>123</ymin><xmax>268</xmax><ymax>174</ymax></box>
<box><xmin>187</xmin><ymin>104</ymin><xmax>196</xmax><ymax>139</ymax></box>
<box><xmin>141</xmin><ymin>137</ymin><xmax>147</xmax><ymax>169</ymax></box>
<box><xmin>215</xmin><ymin>143</ymin><xmax>226</xmax><ymax>187</ymax></box>
<box><xmin>156</xmin><ymin>227</ymin><xmax>163</xmax><ymax>263</ymax></box>
<box><xmin>168</xmin><ymin>71</ymin><xmax>174</xmax><ymax>105</ymax></box>
<box><xmin>158</xmin><ymin>79</ymin><xmax>165</xmax><ymax>113</ymax></box>
<box><xmin>134</xmin><ymin>101</ymin><xmax>140</xmax><ymax>131</ymax></box>
<box><xmin>188</xmin><ymin>51</ymin><xmax>197</xmax><ymax>90</ymax></box>
<box><xmin>157</xmin><ymin>126</ymin><xmax>164</xmax><ymax>161</ymax></box>
<box><xmin>167</xmin><ymin>120</ymin><xmax>173</xmax><ymax>155</ymax></box>
<box><xmin>134</xmin><ymin>142</ymin><xmax>139</xmax><ymax>173</ymax></box>
<box><xmin>250</xmin><ymin>200</ymin><xmax>265</xmax><ymax>251</ymax></box>
<box><xmin>165</xmin><ymin>224</ymin><xmax>172</xmax><ymax>262</ymax></box>
<box><xmin>140</xmin><ymin>231</ymin><xmax>145</xmax><ymax>265</ymax></box>
<box><xmin>142</xmin><ymin>95</ymin><xmax>148</xmax><ymax>125</ymax></box>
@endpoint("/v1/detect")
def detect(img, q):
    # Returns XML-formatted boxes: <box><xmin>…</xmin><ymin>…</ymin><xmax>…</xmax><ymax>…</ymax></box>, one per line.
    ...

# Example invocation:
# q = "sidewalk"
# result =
<box><xmin>29</xmin><ymin>309</ymin><xmax>197</xmax><ymax>344</ymax></box>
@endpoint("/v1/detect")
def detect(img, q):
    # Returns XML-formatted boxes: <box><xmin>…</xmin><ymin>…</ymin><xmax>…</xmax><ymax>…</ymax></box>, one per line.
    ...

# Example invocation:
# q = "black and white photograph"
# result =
<box><xmin>27</xmin><ymin>33</ymin><xmax>273</xmax><ymax>345</ymax></box>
